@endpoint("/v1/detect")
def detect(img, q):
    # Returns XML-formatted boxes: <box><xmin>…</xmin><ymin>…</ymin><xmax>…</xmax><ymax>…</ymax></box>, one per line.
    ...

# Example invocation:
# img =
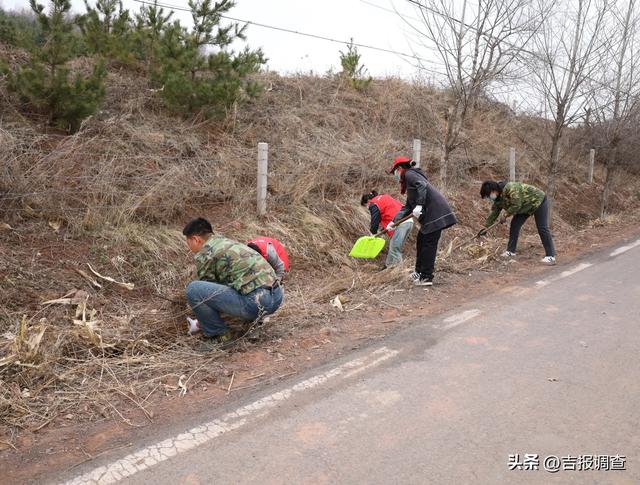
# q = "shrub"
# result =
<box><xmin>153</xmin><ymin>0</ymin><xmax>266</xmax><ymax>118</ymax></box>
<box><xmin>8</xmin><ymin>0</ymin><xmax>106</xmax><ymax>132</ymax></box>
<box><xmin>77</xmin><ymin>0</ymin><xmax>134</xmax><ymax>65</ymax></box>
<box><xmin>0</xmin><ymin>7</ymin><xmax>44</xmax><ymax>48</ymax></box>
<box><xmin>339</xmin><ymin>39</ymin><xmax>372</xmax><ymax>92</ymax></box>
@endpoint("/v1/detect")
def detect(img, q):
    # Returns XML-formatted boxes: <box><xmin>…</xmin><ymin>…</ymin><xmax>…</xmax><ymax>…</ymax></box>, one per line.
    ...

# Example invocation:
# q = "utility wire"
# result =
<box><xmin>357</xmin><ymin>0</ymin><xmax>428</xmax><ymax>35</ymax></box>
<box><xmin>131</xmin><ymin>0</ymin><xmax>449</xmax><ymax>77</ymax></box>
<box><xmin>404</xmin><ymin>0</ymin><xmax>637</xmax><ymax>101</ymax></box>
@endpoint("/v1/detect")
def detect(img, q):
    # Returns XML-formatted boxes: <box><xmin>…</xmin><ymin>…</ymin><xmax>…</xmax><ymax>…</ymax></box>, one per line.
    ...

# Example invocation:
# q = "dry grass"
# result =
<box><xmin>1</xmin><ymin>65</ymin><xmax>640</xmax><ymax>436</ymax></box>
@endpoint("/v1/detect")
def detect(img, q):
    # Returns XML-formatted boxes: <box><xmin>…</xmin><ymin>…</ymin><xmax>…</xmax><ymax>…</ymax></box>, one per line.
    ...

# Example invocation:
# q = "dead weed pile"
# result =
<box><xmin>1</xmin><ymin>71</ymin><xmax>640</xmax><ymax>435</ymax></box>
<box><xmin>0</xmin><ymin>301</ymin><xmax>231</xmax><ymax>430</ymax></box>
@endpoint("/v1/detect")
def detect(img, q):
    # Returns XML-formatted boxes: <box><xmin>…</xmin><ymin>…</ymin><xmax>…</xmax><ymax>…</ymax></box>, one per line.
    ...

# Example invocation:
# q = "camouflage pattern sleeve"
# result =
<box><xmin>194</xmin><ymin>236</ymin><xmax>276</xmax><ymax>294</ymax></box>
<box><xmin>195</xmin><ymin>246</ymin><xmax>219</xmax><ymax>283</ymax></box>
<box><xmin>502</xmin><ymin>183</ymin><xmax>524</xmax><ymax>215</ymax></box>
<box><xmin>485</xmin><ymin>201</ymin><xmax>503</xmax><ymax>227</ymax></box>
<box><xmin>502</xmin><ymin>182</ymin><xmax>545</xmax><ymax>216</ymax></box>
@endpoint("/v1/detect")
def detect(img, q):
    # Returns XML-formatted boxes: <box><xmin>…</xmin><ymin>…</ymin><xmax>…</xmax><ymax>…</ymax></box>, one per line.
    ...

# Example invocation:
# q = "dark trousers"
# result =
<box><xmin>507</xmin><ymin>196</ymin><xmax>556</xmax><ymax>257</ymax></box>
<box><xmin>416</xmin><ymin>229</ymin><xmax>442</xmax><ymax>278</ymax></box>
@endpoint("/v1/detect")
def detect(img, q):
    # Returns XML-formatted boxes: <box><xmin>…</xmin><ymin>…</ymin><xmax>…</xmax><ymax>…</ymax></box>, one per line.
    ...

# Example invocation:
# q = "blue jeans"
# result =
<box><xmin>186</xmin><ymin>281</ymin><xmax>284</xmax><ymax>337</ymax></box>
<box><xmin>386</xmin><ymin>219</ymin><xmax>414</xmax><ymax>267</ymax></box>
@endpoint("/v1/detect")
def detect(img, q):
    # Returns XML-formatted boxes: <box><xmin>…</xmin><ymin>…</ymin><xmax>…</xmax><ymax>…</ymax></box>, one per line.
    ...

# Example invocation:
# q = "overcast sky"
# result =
<box><xmin>0</xmin><ymin>0</ymin><xmax>451</xmax><ymax>79</ymax></box>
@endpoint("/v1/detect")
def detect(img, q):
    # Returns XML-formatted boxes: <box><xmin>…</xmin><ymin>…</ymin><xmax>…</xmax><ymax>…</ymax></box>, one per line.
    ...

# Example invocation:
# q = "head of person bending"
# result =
<box><xmin>480</xmin><ymin>180</ymin><xmax>502</xmax><ymax>202</ymax></box>
<box><xmin>360</xmin><ymin>190</ymin><xmax>379</xmax><ymax>206</ymax></box>
<box><xmin>183</xmin><ymin>217</ymin><xmax>213</xmax><ymax>254</ymax></box>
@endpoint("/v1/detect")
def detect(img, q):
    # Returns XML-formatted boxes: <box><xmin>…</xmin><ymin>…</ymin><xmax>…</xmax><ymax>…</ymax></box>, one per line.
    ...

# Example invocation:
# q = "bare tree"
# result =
<box><xmin>528</xmin><ymin>0</ymin><xmax>610</xmax><ymax>205</ymax></box>
<box><xmin>404</xmin><ymin>0</ymin><xmax>544</xmax><ymax>186</ymax></box>
<box><xmin>590</xmin><ymin>0</ymin><xmax>639</xmax><ymax>217</ymax></box>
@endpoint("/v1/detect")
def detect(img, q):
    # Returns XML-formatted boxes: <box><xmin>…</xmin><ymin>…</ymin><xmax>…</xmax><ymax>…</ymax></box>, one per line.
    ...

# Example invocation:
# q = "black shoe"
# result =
<box><xmin>195</xmin><ymin>330</ymin><xmax>233</xmax><ymax>352</ymax></box>
<box><xmin>414</xmin><ymin>276</ymin><xmax>433</xmax><ymax>286</ymax></box>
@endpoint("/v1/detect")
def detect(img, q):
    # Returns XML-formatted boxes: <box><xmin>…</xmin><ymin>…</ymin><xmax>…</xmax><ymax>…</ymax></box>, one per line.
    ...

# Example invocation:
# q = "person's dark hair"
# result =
<box><xmin>247</xmin><ymin>242</ymin><xmax>261</xmax><ymax>254</ymax></box>
<box><xmin>360</xmin><ymin>190</ymin><xmax>379</xmax><ymax>206</ymax></box>
<box><xmin>480</xmin><ymin>180</ymin><xmax>502</xmax><ymax>198</ymax></box>
<box><xmin>183</xmin><ymin>218</ymin><xmax>213</xmax><ymax>237</ymax></box>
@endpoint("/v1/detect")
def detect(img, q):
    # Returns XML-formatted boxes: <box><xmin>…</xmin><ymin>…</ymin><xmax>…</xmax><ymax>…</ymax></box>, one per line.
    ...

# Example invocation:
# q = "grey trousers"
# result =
<box><xmin>385</xmin><ymin>220</ymin><xmax>414</xmax><ymax>267</ymax></box>
<box><xmin>507</xmin><ymin>196</ymin><xmax>556</xmax><ymax>257</ymax></box>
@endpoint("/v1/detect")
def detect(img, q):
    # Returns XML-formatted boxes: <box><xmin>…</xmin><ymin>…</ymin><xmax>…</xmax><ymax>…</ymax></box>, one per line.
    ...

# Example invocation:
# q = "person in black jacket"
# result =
<box><xmin>387</xmin><ymin>157</ymin><xmax>458</xmax><ymax>286</ymax></box>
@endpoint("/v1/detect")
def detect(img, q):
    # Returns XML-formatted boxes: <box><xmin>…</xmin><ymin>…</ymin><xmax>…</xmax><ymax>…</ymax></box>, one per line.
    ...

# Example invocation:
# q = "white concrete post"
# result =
<box><xmin>412</xmin><ymin>139</ymin><xmax>421</xmax><ymax>168</ymax></box>
<box><xmin>509</xmin><ymin>147</ymin><xmax>516</xmax><ymax>182</ymax></box>
<box><xmin>257</xmin><ymin>142</ymin><xmax>268</xmax><ymax>216</ymax></box>
<box><xmin>588</xmin><ymin>148</ymin><xmax>595</xmax><ymax>184</ymax></box>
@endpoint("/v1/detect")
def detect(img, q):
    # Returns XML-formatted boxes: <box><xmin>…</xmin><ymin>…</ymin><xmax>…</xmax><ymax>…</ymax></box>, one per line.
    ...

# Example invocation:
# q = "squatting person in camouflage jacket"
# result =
<box><xmin>480</xmin><ymin>180</ymin><xmax>556</xmax><ymax>264</ymax></box>
<box><xmin>183</xmin><ymin>218</ymin><xmax>284</xmax><ymax>345</ymax></box>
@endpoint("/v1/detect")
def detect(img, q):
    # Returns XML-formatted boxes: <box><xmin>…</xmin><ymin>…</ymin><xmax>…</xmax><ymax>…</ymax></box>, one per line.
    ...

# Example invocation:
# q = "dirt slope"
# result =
<box><xmin>1</xmin><ymin>55</ymin><xmax>640</xmax><ymax>452</ymax></box>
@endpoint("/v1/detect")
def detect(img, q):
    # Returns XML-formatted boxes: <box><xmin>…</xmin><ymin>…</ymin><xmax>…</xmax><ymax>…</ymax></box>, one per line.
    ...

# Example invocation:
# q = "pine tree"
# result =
<box><xmin>78</xmin><ymin>0</ymin><xmax>133</xmax><ymax>65</ymax></box>
<box><xmin>9</xmin><ymin>0</ymin><xmax>106</xmax><ymax>132</ymax></box>
<box><xmin>0</xmin><ymin>8</ymin><xmax>45</xmax><ymax>49</ymax></box>
<box><xmin>133</xmin><ymin>0</ymin><xmax>173</xmax><ymax>67</ymax></box>
<box><xmin>155</xmin><ymin>0</ymin><xmax>265</xmax><ymax>118</ymax></box>
<box><xmin>0</xmin><ymin>8</ymin><xmax>18</xmax><ymax>45</ymax></box>
<box><xmin>339</xmin><ymin>39</ymin><xmax>372</xmax><ymax>92</ymax></box>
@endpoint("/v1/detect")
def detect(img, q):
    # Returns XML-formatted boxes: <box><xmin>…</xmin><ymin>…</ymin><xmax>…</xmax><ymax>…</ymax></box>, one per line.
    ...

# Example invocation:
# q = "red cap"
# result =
<box><xmin>388</xmin><ymin>156</ymin><xmax>412</xmax><ymax>174</ymax></box>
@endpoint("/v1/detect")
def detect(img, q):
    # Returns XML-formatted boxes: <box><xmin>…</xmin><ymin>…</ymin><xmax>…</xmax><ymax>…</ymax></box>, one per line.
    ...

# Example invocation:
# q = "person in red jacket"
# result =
<box><xmin>247</xmin><ymin>237</ymin><xmax>289</xmax><ymax>282</ymax></box>
<box><xmin>361</xmin><ymin>190</ymin><xmax>414</xmax><ymax>267</ymax></box>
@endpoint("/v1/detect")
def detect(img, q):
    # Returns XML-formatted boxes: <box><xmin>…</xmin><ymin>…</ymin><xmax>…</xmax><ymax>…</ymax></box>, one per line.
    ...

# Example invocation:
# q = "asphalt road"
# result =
<box><xmin>61</xmin><ymin>238</ymin><xmax>640</xmax><ymax>485</ymax></box>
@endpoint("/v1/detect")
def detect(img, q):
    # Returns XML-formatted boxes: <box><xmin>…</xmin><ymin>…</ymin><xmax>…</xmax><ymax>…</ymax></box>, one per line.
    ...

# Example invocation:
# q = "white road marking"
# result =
<box><xmin>610</xmin><ymin>239</ymin><xmax>640</xmax><ymax>257</ymax></box>
<box><xmin>536</xmin><ymin>240</ymin><xmax>638</xmax><ymax>289</ymax></box>
<box><xmin>440</xmin><ymin>309</ymin><xmax>482</xmax><ymax>330</ymax></box>
<box><xmin>63</xmin><ymin>347</ymin><xmax>399</xmax><ymax>485</ymax></box>
<box><xmin>559</xmin><ymin>263</ymin><xmax>593</xmax><ymax>279</ymax></box>
<box><xmin>534</xmin><ymin>263</ymin><xmax>593</xmax><ymax>290</ymax></box>
<box><xmin>342</xmin><ymin>348</ymin><xmax>400</xmax><ymax>379</ymax></box>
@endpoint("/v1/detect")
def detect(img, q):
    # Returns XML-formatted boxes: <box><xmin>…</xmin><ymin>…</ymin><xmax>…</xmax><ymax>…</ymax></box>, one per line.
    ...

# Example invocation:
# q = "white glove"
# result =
<box><xmin>187</xmin><ymin>317</ymin><xmax>201</xmax><ymax>336</ymax></box>
<box><xmin>412</xmin><ymin>205</ymin><xmax>423</xmax><ymax>218</ymax></box>
<box><xmin>385</xmin><ymin>221</ymin><xmax>396</xmax><ymax>231</ymax></box>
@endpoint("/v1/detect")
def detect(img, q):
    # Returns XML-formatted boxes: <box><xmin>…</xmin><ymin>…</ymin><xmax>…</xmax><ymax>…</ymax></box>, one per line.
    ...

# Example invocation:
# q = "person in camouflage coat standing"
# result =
<box><xmin>183</xmin><ymin>218</ymin><xmax>284</xmax><ymax>345</ymax></box>
<box><xmin>480</xmin><ymin>180</ymin><xmax>556</xmax><ymax>264</ymax></box>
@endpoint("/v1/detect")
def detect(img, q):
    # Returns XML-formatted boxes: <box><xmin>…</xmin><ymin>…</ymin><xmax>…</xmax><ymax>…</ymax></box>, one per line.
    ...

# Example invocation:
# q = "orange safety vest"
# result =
<box><xmin>247</xmin><ymin>237</ymin><xmax>290</xmax><ymax>271</ymax></box>
<box><xmin>370</xmin><ymin>194</ymin><xmax>403</xmax><ymax>235</ymax></box>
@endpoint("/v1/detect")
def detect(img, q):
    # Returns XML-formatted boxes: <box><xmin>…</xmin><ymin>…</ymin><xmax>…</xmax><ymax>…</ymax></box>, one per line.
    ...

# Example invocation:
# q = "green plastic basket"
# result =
<box><xmin>348</xmin><ymin>236</ymin><xmax>386</xmax><ymax>259</ymax></box>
